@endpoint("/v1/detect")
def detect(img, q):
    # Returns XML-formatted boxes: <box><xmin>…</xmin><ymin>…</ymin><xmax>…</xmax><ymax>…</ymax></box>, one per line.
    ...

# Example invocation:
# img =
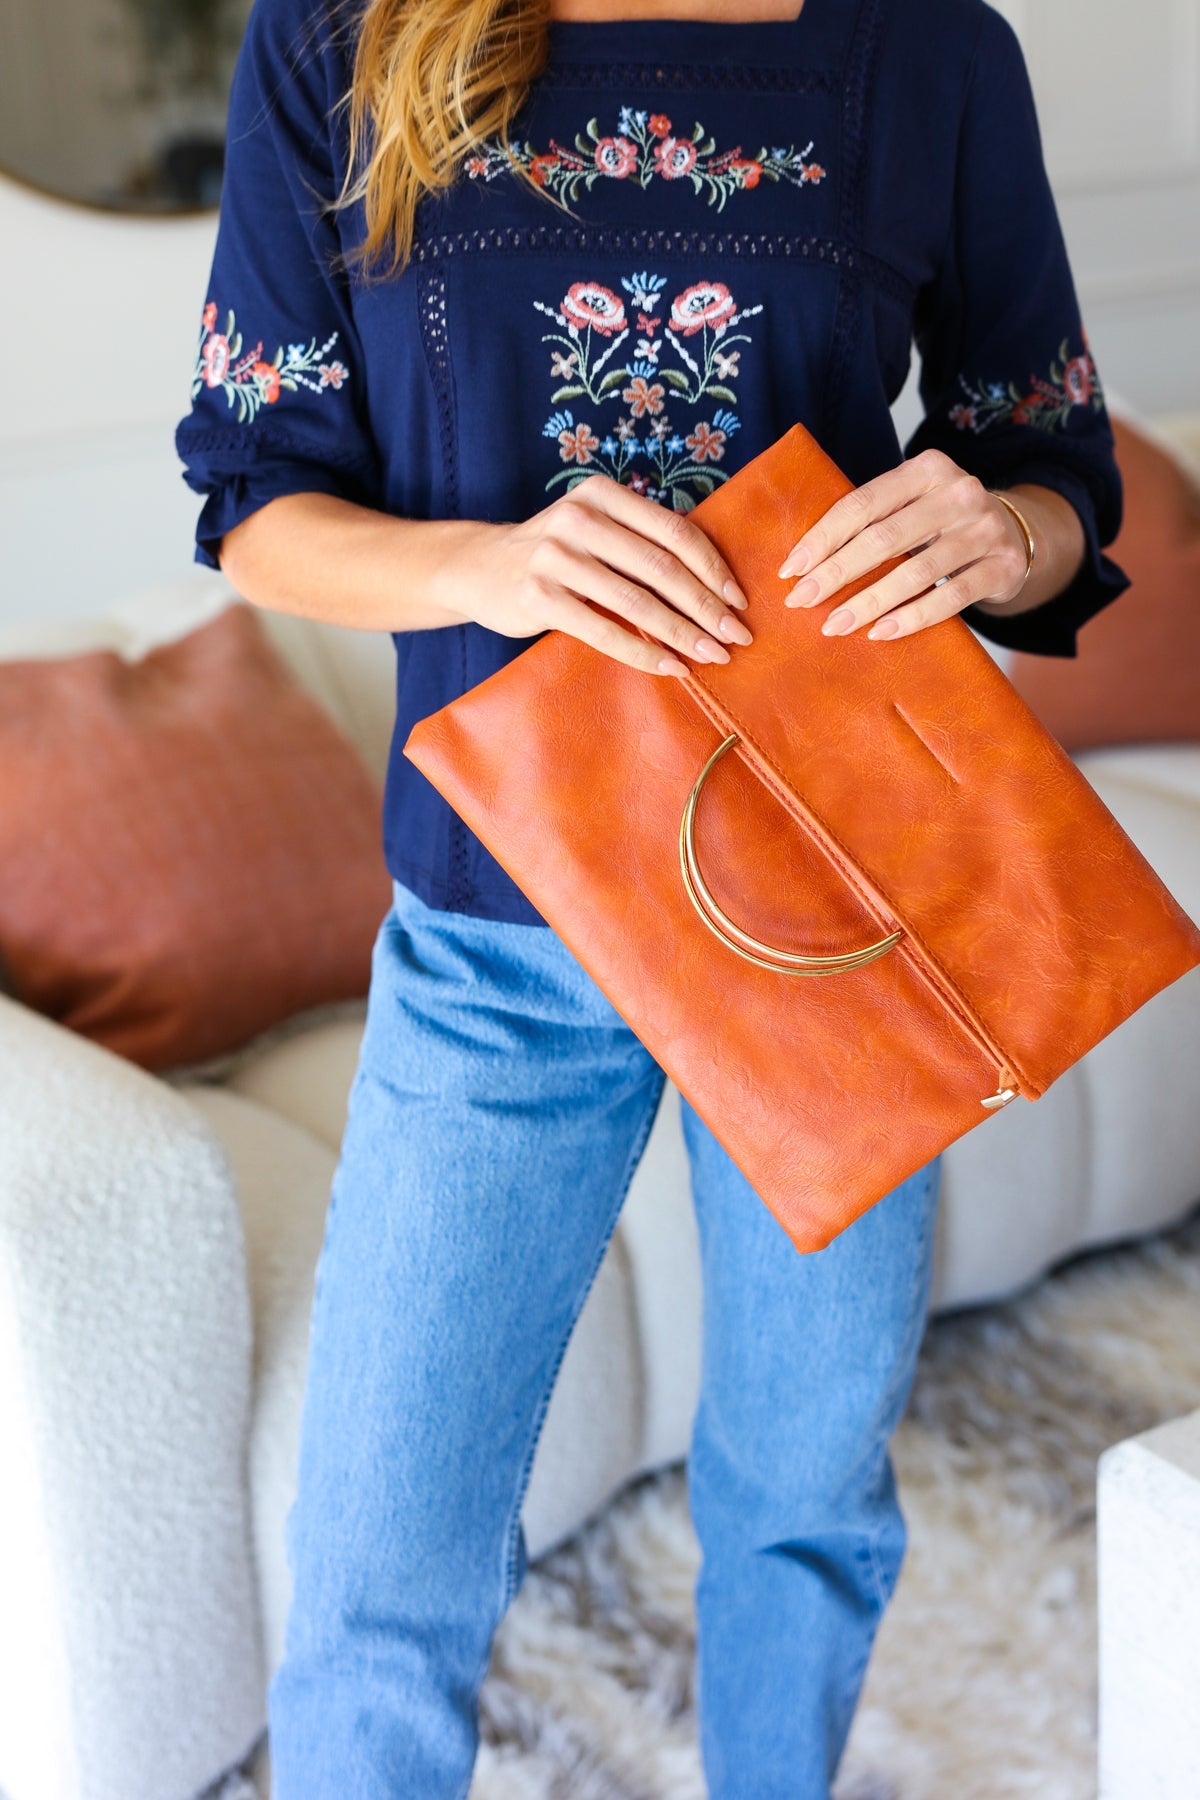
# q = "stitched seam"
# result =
<box><xmin>496</xmin><ymin>1066</ymin><xmax>667</xmax><ymax>1613</ymax></box>
<box><xmin>683</xmin><ymin>671</ymin><xmax>1034</xmax><ymax>1092</ymax></box>
<box><xmin>407</xmin><ymin>224</ymin><xmax>914</xmax><ymax>300</ymax></box>
<box><xmin>539</xmin><ymin>59</ymin><xmax>839</xmax><ymax>94</ymax></box>
<box><xmin>174</xmin><ymin>426</ymin><xmax>376</xmax><ymax>470</ymax></box>
<box><xmin>818</xmin><ymin>0</ymin><xmax>880</xmax><ymax>441</ymax></box>
<box><xmin>416</xmin><ymin>261</ymin><xmax>460</xmax><ymax>518</ymax></box>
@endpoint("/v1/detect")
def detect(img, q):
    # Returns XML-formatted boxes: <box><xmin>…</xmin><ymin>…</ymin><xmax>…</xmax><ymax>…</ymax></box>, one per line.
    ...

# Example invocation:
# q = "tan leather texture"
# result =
<box><xmin>404</xmin><ymin>421</ymin><xmax>1200</xmax><ymax>1253</ymax></box>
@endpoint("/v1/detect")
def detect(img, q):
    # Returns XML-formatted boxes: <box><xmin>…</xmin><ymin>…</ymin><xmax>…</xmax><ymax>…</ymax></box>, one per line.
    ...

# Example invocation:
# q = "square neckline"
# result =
<box><xmin>543</xmin><ymin>2</ymin><xmax>820</xmax><ymax>63</ymax></box>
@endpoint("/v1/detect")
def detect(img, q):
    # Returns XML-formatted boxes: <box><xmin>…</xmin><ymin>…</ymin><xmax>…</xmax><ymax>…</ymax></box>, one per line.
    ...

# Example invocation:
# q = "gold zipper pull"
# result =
<box><xmin>982</xmin><ymin>1066</ymin><xmax>1019</xmax><ymax>1111</ymax></box>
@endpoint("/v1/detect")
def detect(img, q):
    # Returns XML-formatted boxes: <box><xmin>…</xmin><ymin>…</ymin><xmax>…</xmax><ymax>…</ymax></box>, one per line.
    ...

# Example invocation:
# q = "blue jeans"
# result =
<box><xmin>268</xmin><ymin>878</ymin><xmax>940</xmax><ymax>1799</ymax></box>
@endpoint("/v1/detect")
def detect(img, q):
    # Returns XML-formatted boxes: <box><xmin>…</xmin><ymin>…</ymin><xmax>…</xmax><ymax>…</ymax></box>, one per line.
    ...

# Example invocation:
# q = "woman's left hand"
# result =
<box><xmin>776</xmin><ymin>446</ymin><xmax>1033</xmax><ymax>640</ymax></box>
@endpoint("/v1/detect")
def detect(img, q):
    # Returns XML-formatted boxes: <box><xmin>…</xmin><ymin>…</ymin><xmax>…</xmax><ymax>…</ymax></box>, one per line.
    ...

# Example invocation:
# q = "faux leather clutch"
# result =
<box><xmin>404</xmin><ymin>421</ymin><xmax>1200</xmax><ymax>1252</ymax></box>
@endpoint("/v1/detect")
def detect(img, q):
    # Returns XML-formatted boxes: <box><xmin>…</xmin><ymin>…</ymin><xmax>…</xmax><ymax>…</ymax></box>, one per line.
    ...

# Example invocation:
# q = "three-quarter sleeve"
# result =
<box><xmin>175</xmin><ymin>0</ymin><xmax>381</xmax><ymax>570</ymax></box>
<box><xmin>902</xmin><ymin>4</ymin><xmax>1130</xmax><ymax>657</ymax></box>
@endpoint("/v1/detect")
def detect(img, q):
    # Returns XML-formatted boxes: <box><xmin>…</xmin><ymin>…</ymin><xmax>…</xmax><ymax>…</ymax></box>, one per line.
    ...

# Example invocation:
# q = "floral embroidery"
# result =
<box><xmin>466</xmin><ymin>106</ymin><xmax>825</xmax><ymax>212</ymax></box>
<box><xmin>191</xmin><ymin>300</ymin><xmax>349</xmax><ymax>424</ymax></box>
<box><xmin>947</xmin><ymin>330</ymin><xmax>1105</xmax><ymax>436</ymax></box>
<box><xmin>537</xmin><ymin>269</ymin><xmax>762</xmax><ymax>511</ymax></box>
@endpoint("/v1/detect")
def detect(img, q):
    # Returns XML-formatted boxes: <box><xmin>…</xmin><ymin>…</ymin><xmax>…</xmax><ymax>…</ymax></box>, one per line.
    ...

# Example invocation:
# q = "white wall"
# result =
<box><xmin>1</xmin><ymin>0</ymin><xmax>1197</xmax><ymax>627</ymax></box>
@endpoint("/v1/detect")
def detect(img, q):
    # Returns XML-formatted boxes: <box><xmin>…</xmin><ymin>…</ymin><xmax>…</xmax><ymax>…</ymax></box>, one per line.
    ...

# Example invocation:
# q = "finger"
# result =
<box><xmin>817</xmin><ymin>529</ymin><xmax>988</xmax><ymax>637</ymax></box>
<box><xmin>776</xmin><ymin>447</ymin><xmax>954</xmax><ymax>579</ymax></box>
<box><xmin>819</xmin><ymin>489</ymin><xmax>1015</xmax><ymax>635</ymax></box>
<box><xmin>540</xmin><ymin>587</ymin><xmax>691</xmax><ymax>677</ymax></box>
<box><xmin>561</xmin><ymin>512</ymin><xmax>752</xmax><ymax>650</ymax></box>
<box><xmin>784</xmin><ymin>485</ymin><xmax>976</xmax><ymax>610</ymax></box>
<box><xmin>863</xmin><ymin>562</ymin><xmax>1001</xmax><ymax>641</ymax></box>
<box><xmin>548</xmin><ymin>543</ymin><xmax>733</xmax><ymax>665</ymax></box>
<box><xmin>571</xmin><ymin>472</ymin><xmax>751</xmax><ymax>610</ymax></box>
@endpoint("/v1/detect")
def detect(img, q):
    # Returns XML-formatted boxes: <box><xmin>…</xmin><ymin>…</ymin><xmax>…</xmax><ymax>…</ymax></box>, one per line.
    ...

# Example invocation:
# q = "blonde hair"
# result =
<box><xmin>334</xmin><ymin>0</ymin><xmax>562</xmax><ymax>279</ymax></box>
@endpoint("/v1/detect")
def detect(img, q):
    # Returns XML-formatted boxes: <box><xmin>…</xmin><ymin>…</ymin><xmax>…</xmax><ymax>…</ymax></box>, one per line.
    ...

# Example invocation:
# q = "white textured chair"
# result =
<box><xmin>2</xmin><ymin>419</ymin><xmax>1200</xmax><ymax>1800</ymax></box>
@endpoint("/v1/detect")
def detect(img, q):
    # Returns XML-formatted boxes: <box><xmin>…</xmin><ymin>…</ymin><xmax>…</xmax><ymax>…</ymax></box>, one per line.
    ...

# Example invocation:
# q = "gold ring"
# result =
<box><xmin>679</xmin><ymin>734</ymin><xmax>904</xmax><ymax>976</ymax></box>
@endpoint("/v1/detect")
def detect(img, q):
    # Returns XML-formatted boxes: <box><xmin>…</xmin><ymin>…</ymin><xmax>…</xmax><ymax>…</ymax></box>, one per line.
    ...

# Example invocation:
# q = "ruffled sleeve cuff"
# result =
<box><xmin>175</xmin><ymin>424</ymin><xmax>380</xmax><ymax>571</ymax></box>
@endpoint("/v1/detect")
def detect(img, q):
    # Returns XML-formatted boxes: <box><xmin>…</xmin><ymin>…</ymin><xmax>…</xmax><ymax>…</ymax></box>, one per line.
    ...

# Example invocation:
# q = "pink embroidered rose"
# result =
<box><xmin>593</xmin><ymin>137</ymin><xmax>638</xmax><ymax>179</ymax></box>
<box><xmin>654</xmin><ymin>137</ymin><xmax>698</xmax><ymax>180</ymax></box>
<box><xmin>558</xmin><ymin>421</ymin><xmax>601</xmax><ymax>464</ymax></box>
<box><xmin>686</xmin><ymin>421</ymin><xmax>728</xmax><ymax>463</ymax></box>
<box><xmin>319</xmin><ymin>361</ymin><xmax>347</xmax><ymax>389</ymax></box>
<box><xmin>561</xmin><ymin>282</ymin><xmax>627</xmax><ymax>336</ymax></box>
<box><xmin>648</xmin><ymin>114</ymin><xmax>672</xmax><ymax>138</ymax></box>
<box><xmin>202</xmin><ymin>301</ymin><xmax>218</xmax><ymax>331</ymax></box>
<box><xmin>202</xmin><ymin>333</ymin><xmax>231</xmax><ymax>386</ymax></box>
<box><xmin>622</xmin><ymin>375</ymin><xmax>666</xmax><ymax>418</ymax></box>
<box><xmin>1062</xmin><ymin>355</ymin><xmax>1093</xmax><ymax>406</ymax></box>
<box><xmin>670</xmin><ymin>281</ymin><xmax>736</xmax><ymax>337</ymax></box>
<box><xmin>253</xmin><ymin>361</ymin><xmax>281</xmax><ymax>403</ymax></box>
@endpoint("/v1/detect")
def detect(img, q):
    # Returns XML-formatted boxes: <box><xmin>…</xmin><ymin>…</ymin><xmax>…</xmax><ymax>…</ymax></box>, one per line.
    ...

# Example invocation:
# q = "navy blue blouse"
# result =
<box><xmin>176</xmin><ymin>0</ymin><xmax>1131</xmax><ymax>926</ymax></box>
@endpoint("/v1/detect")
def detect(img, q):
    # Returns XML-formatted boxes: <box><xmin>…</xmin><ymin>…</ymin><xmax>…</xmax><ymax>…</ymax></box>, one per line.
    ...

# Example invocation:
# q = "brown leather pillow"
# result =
<box><xmin>1008</xmin><ymin>414</ymin><xmax>1200</xmax><ymax>750</ymax></box>
<box><xmin>0</xmin><ymin>600</ymin><xmax>392</xmax><ymax>1071</ymax></box>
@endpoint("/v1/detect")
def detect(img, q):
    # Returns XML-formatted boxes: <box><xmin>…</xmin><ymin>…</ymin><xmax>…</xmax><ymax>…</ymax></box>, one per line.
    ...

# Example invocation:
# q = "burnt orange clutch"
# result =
<box><xmin>404</xmin><ymin>421</ymin><xmax>1200</xmax><ymax>1253</ymax></box>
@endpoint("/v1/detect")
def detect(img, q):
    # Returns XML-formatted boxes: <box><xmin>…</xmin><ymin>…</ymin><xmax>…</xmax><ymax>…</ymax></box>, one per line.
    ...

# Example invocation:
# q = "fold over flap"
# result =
<box><xmin>683</xmin><ymin>423</ymin><xmax>1200</xmax><ymax>1094</ymax></box>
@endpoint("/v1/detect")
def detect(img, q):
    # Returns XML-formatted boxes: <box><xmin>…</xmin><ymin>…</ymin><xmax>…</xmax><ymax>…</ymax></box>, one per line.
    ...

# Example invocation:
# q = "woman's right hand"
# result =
<box><xmin>437</xmin><ymin>472</ymin><xmax>754</xmax><ymax>676</ymax></box>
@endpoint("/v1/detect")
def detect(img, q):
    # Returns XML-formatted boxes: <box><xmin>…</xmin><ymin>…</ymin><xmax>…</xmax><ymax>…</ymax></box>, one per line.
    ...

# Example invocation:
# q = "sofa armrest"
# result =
<box><xmin>0</xmin><ymin>997</ymin><xmax>264</xmax><ymax>1800</ymax></box>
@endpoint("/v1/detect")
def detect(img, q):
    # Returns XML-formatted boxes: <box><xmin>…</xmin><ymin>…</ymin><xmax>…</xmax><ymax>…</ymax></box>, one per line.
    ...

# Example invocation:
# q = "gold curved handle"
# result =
<box><xmin>678</xmin><ymin>734</ymin><xmax>904</xmax><ymax>977</ymax></box>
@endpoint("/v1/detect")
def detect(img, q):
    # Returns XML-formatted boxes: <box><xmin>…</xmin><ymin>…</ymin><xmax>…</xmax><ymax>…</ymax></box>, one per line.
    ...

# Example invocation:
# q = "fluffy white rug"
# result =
<box><xmin>215</xmin><ymin>1205</ymin><xmax>1200</xmax><ymax>1800</ymax></box>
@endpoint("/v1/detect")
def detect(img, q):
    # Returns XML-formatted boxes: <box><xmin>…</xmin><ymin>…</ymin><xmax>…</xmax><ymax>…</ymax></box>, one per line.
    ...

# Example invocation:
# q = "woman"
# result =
<box><xmin>176</xmin><ymin>0</ymin><xmax>1129</xmax><ymax>1792</ymax></box>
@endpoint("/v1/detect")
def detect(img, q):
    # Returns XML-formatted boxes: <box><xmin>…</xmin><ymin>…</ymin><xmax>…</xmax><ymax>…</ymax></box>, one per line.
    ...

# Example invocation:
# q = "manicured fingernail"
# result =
<box><xmin>821</xmin><ymin>607</ymin><xmax>856</xmax><ymax>636</ymax></box>
<box><xmin>785</xmin><ymin>577</ymin><xmax>819</xmax><ymax>608</ymax></box>
<box><xmin>867</xmin><ymin>616</ymin><xmax>900</xmax><ymax>640</ymax></box>
<box><xmin>658</xmin><ymin>655</ymin><xmax>689</xmax><ymax>676</ymax></box>
<box><xmin>779</xmin><ymin>549</ymin><xmax>809</xmax><ymax>579</ymax></box>
<box><xmin>717</xmin><ymin>614</ymin><xmax>754</xmax><ymax>644</ymax></box>
<box><xmin>723</xmin><ymin>579</ymin><xmax>749</xmax><ymax>610</ymax></box>
<box><xmin>693</xmin><ymin>636</ymin><xmax>731</xmax><ymax>664</ymax></box>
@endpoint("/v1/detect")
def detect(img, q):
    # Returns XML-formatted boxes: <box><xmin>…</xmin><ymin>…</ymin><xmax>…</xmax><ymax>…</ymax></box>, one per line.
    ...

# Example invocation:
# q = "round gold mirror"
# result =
<box><xmin>0</xmin><ymin>0</ymin><xmax>252</xmax><ymax>212</ymax></box>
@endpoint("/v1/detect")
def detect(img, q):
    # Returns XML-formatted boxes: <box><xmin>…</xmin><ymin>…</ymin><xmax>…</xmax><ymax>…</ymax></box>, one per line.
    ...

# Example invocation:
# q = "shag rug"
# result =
<box><xmin>214</xmin><ymin>1204</ymin><xmax>1200</xmax><ymax>1800</ymax></box>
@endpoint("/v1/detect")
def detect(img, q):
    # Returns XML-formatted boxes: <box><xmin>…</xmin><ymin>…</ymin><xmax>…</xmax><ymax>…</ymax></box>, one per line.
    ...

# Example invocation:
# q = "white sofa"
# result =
<box><xmin>2</xmin><ymin>417</ymin><xmax>1200</xmax><ymax>1800</ymax></box>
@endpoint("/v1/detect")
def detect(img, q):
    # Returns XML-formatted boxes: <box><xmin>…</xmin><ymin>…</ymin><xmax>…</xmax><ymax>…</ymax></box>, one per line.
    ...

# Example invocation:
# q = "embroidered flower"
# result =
<box><xmin>654</xmin><ymin>137</ymin><xmax>699</xmax><ymax>180</ymax></box>
<box><xmin>252</xmin><ymin>360</ymin><xmax>281</xmax><ymax>404</ymax></box>
<box><xmin>191</xmin><ymin>302</ymin><xmax>347</xmax><ymax>425</ymax></box>
<box><xmin>670</xmin><ymin>280</ymin><xmax>737</xmax><ymax>338</ymax></box>
<box><xmin>948</xmin><ymin>330</ymin><xmax>1106</xmax><ymax>437</ymax></box>
<box><xmin>593</xmin><ymin>136</ymin><xmax>639</xmax><ymax>179</ymax></box>
<box><xmin>465</xmin><ymin>106</ymin><xmax>826</xmax><ymax>212</ymax></box>
<box><xmin>686</xmin><ymin>416</ymin><xmax>733</xmax><ymax>463</ymax></box>
<box><xmin>201</xmin><ymin>333</ymin><xmax>231</xmax><ymax>387</ymax></box>
<box><xmin>555</xmin><ymin>417</ymin><xmax>602</xmax><ymax>464</ymax></box>
<box><xmin>623</xmin><ymin>374</ymin><xmax>666</xmax><ymax>417</ymax></box>
<box><xmin>561</xmin><ymin>281</ymin><xmax>627</xmax><ymax>336</ymax></box>
<box><xmin>536</xmin><ymin>269</ymin><xmax>761</xmax><ymax>512</ymax></box>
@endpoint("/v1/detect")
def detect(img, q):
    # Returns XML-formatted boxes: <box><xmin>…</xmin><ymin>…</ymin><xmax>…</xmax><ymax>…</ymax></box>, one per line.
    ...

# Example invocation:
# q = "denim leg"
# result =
<box><xmin>681</xmin><ymin>1100</ymin><xmax>941</xmax><ymax>1800</ymax></box>
<box><xmin>268</xmin><ymin>882</ymin><xmax>665</xmax><ymax>1800</ymax></box>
